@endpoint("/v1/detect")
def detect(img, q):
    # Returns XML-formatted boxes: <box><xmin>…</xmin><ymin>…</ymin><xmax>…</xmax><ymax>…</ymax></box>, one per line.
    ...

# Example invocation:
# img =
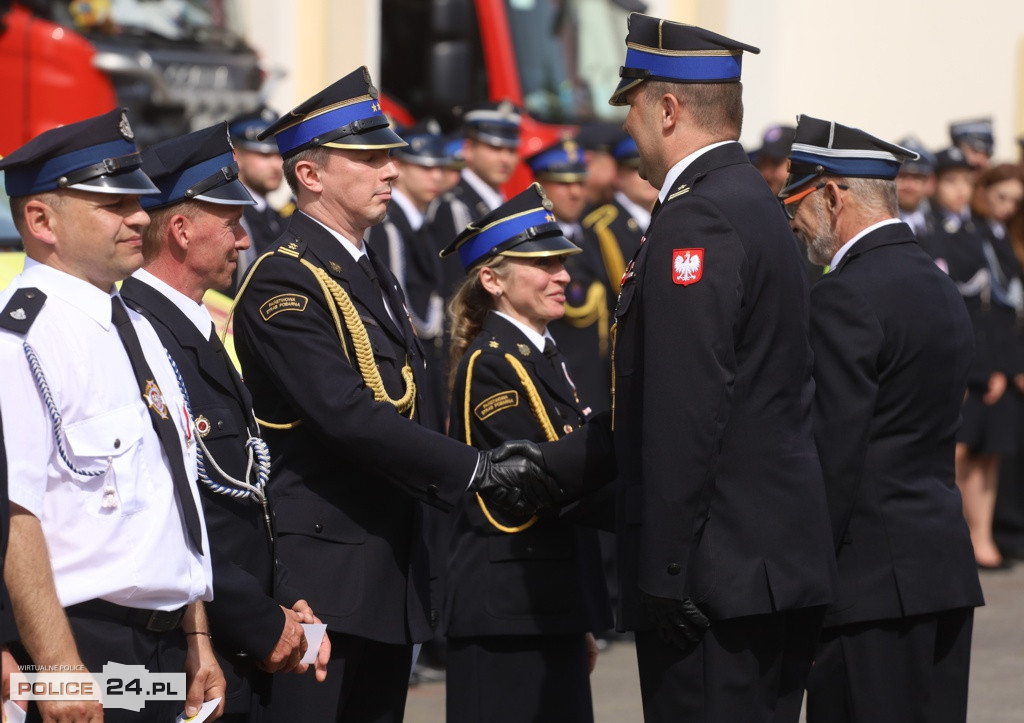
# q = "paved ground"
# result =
<box><xmin>405</xmin><ymin>563</ymin><xmax>1024</xmax><ymax>722</ymax></box>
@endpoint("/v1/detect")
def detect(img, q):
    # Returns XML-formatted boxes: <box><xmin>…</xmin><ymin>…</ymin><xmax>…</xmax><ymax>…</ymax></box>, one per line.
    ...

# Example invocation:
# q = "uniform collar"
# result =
<box><xmin>461</xmin><ymin>167</ymin><xmax>504</xmax><ymax>211</ymax></box>
<box><xmin>492</xmin><ymin>310</ymin><xmax>553</xmax><ymax>353</ymax></box>
<box><xmin>18</xmin><ymin>258</ymin><xmax>119</xmax><ymax>330</ymax></box>
<box><xmin>131</xmin><ymin>268</ymin><xmax>214</xmax><ymax>338</ymax></box>
<box><xmin>300</xmin><ymin>210</ymin><xmax>367</xmax><ymax>262</ymax></box>
<box><xmin>829</xmin><ymin>217</ymin><xmax>901</xmax><ymax>270</ymax></box>
<box><xmin>390</xmin><ymin>188</ymin><xmax>424</xmax><ymax>231</ymax></box>
<box><xmin>615</xmin><ymin>190</ymin><xmax>652</xmax><ymax>232</ymax></box>
<box><xmin>657</xmin><ymin>140</ymin><xmax>734</xmax><ymax>204</ymax></box>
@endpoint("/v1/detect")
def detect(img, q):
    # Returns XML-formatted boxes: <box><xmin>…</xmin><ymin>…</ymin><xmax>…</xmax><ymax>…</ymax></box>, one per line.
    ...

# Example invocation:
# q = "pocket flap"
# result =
<box><xmin>64</xmin><ymin>404</ymin><xmax>144</xmax><ymax>460</ymax></box>
<box><xmin>273</xmin><ymin>497</ymin><xmax>367</xmax><ymax>544</ymax></box>
<box><xmin>487</xmin><ymin>530</ymin><xmax>572</xmax><ymax>562</ymax></box>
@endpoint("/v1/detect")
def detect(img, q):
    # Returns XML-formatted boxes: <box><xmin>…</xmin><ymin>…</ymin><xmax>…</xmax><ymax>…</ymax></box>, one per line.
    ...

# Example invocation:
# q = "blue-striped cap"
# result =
<box><xmin>140</xmin><ymin>122</ymin><xmax>255</xmax><ymax>211</ymax></box>
<box><xmin>0</xmin><ymin>108</ymin><xmax>158</xmax><ymax>198</ymax></box>
<box><xmin>949</xmin><ymin>118</ymin><xmax>994</xmax><ymax>155</ymax></box>
<box><xmin>462</xmin><ymin>100</ymin><xmax>521</xmax><ymax>149</ymax></box>
<box><xmin>228</xmin><ymin>105</ymin><xmax>280</xmax><ymax>154</ymax></box>
<box><xmin>393</xmin><ymin>119</ymin><xmax>448</xmax><ymax>167</ymax></box>
<box><xmin>440</xmin><ymin>183</ymin><xmax>582</xmax><ymax>271</ymax></box>
<box><xmin>527</xmin><ymin>139</ymin><xmax>587</xmax><ymax>182</ymax></box>
<box><xmin>780</xmin><ymin>114</ymin><xmax>919</xmax><ymax>198</ymax></box>
<box><xmin>257</xmin><ymin>67</ymin><xmax>406</xmax><ymax>158</ymax></box>
<box><xmin>610</xmin><ymin>13</ymin><xmax>760</xmax><ymax>106</ymax></box>
<box><xmin>612</xmin><ymin>134</ymin><xmax>641</xmax><ymax>167</ymax></box>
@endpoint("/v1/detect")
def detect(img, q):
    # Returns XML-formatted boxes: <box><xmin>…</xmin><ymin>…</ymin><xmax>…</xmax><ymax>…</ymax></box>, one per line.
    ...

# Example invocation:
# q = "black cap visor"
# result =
<box><xmin>68</xmin><ymin>167</ymin><xmax>160</xmax><ymax>195</ymax></box>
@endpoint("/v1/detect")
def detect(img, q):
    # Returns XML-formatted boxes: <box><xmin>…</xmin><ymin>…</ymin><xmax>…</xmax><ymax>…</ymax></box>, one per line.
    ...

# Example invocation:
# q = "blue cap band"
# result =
<box><xmin>275</xmin><ymin>98</ymin><xmax>382</xmax><ymax>155</ymax></box>
<box><xmin>789</xmin><ymin>151</ymin><xmax>902</xmax><ymax>180</ymax></box>
<box><xmin>623</xmin><ymin>46</ymin><xmax>742</xmax><ymax>82</ymax></box>
<box><xmin>141</xmin><ymin>151</ymin><xmax>238</xmax><ymax>209</ymax></box>
<box><xmin>458</xmin><ymin>207</ymin><xmax>555</xmax><ymax>269</ymax></box>
<box><xmin>5</xmin><ymin>138</ymin><xmax>138</xmax><ymax>196</ymax></box>
<box><xmin>528</xmin><ymin>146</ymin><xmax>584</xmax><ymax>174</ymax></box>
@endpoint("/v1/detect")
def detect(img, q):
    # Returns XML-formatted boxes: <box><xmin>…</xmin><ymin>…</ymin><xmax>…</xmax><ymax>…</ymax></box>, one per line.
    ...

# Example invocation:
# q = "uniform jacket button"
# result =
<box><xmin>427</xmin><ymin>483</ymin><xmax>439</xmax><ymax>498</ymax></box>
<box><xmin>217</xmin><ymin>419</ymin><xmax>225</xmax><ymax>429</ymax></box>
<box><xmin>314</xmin><ymin>523</ymin><xmax>323</xmax><ymax>533</ymax></box>
<box><xmin>667</xmin><ymin>562</ymin><xmax>681</xmax><ymax>575</ymax></box>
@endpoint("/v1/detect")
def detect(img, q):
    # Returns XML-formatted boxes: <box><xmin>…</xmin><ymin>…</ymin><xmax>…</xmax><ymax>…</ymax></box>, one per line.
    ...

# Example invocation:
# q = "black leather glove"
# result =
<box><xmin>642</xmin><ymin>592</ymin><xmax>710</xmax><ymax>652</ymax></box>
<box><xmin>486</xmin><ymin>440</ymin><xmax>562</xmax><ymax>510</ymax></box>
<box><xmin>472</xmin><ymin>443</ymin><xmax>562</xmax><ymax>519</ymax></box>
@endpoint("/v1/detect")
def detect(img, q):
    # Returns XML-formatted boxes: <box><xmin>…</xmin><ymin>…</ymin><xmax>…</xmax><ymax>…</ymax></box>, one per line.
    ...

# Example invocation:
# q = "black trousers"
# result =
<box><xmin>446</xmin><ymin>634</ymin><xmax>593</xmax><ymax>723</ymax></box>
<box><xmin>806</xmin><ymin>607</ymin><xmax>974</xmax><ymax>723</ymax></box>
<box><xmin>24</xmin><ymin>610</ymin><xmax>188</xmax><ymax>723</ymax></box>
<box><xmin>267</xmin><ymin>631</ymin><xmax>411</xmax><ymax>723</ymax></box>
<box><xmin>634</xmin><ymin>606</ymin><xmax>824</xmax><ymax>723</ymax></box>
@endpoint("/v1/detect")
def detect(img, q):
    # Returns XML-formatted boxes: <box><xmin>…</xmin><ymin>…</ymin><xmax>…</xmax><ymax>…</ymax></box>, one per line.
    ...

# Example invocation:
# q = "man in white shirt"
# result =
<box><xmin>0</xmin><ymin>109</ymin><xmax>222</xmax><ymax>722</ymax></box>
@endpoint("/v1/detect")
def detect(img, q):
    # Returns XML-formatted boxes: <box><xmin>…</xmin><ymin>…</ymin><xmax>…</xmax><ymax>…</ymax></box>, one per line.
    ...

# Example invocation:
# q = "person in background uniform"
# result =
<box><xmin>895</xmin><ymin>136</ymin><xmax>936</xmax><ymax>237</ymax></box>
<box><xmin>576</xmin><ymin>121</ymin><xmax>623</xmax><ymax>208</ymax></box>
<box><xmin>0</xmin><ymin>109</ymin><xmax>223</xmax><ymax>722</ymax></box>
<box><xmin>998</xmin><ymin>196</ymin><xmax>1024</xmax><ymax>559</ymax></box>
<box><xmin>439</xmin><ymin>134</ymin><xmax>465</xmax><ymax>194</ymax></box>
<box><xmin>529</xmin><ymin>138</ymin><xmax>612</xmax><ymax>416</ymax></box>
<box><xmin>950</xmin><ymin>117</ymin><xmax>994</xmax><ymax>172</ymax></box>
<box><xmin>782</xmin><ymin>115</ymin><xmax>984</xmax><ymax>723</ymax></box>
<box><xmin>440</xmin><ymin>184</ymin><xmax>611</xmax><ymax>723</ymax></box>
<box><xmin>366</xmin><ymin>119</ymin><xmax>449</xmax><ymax>432</ymax></box>
<box><xmin>228</xmin><ymin>105</ymin><xmax>288</xmax><ymax>295</ymax></box>
<box><xmin>428</xmin><ymin>100</ymin><xmax>522</xmax><ymax>303</ymax></box>
<box><xmin>748</xmin><ymin>123</ymin><xmax>796</xmax><ymax>195</ymax></box>
<box><xmin>581</xmin><ymin>134</ymin><xmax>656</xmax><ymax>304</ymax></box>
<box><xmin>232</xmin><ymin>67</ymin><xmax>557</xmax><ymax>723</ymax></box>
<box><xmin>509</xmin><ymin>15</ymin><xmax>837</xmax><ymax>722</ymax></box>
<box><xmin>120</xmin><ymin>123</ymin><xmax>330</xmax><ymax>722</ymax></box>
<box><xmin>965</xmin><ymin>163</ymin><xmax>1024</xmax><ymax>569</ymax></box>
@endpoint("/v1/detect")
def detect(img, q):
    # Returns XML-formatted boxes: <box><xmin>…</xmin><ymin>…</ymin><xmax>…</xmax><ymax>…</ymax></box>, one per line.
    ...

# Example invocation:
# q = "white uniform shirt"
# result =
<box><xmin>0</xmin><ymin>260</ymin><xmax>212</xmax><ymax>610</ymax></box>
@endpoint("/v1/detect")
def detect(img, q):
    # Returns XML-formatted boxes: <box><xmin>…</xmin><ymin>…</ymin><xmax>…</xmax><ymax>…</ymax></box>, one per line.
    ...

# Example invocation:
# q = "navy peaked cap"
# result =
<box><xmin>527</xmin><ymin>139</ymin><xmax>587</xmax><ymax>182</ymax></box>
<box><xmin>0</xmin><ymin>108</ymin><xmax>158</xmax><ymax>198</ymax></box>
<box><xmin>934</xmin><ymin>147</ymin><xmax>972</xmax><ymax>174</ymax></box>
<box><xmin>258</xmin><ymin>67</ymin><xmax>406</xmax><ymax>158</ymax></box>
<box><xmin>393</xmin><ymin>118</ymin><xmax>448</xmax><ymax>167</ymax></box>
<box><xmin>949</xmin><ymin>118</ymin><xmax>994</xmax><ymax>155</ymax></box>
<box><xmin>228</xmin><ymin>105</ymin><xmax>281</xmax><ymax>153</ymax></box>
<box><xmin>140</xmin><ymin>122</ymin><xmax>254</xmax><ymax>211</ymax></box>
<box><xmin>896</xmin><ymin>136</ymin><xmax>936</xmax><ymax>175</ymax></box>
<box><xmin>462</xmin><ymin>100</ymin><xmax>521</xmax><ymax>149</ymax></box>
<box><xmin>576</xmin><ymin>122</ymin><xmax>625</xmax><ymax>154</ymax></box>
<box><xmin>610</xmin><ymin>13</ymin><xmax>760</xmax><ymax>106</ymax></box>
<box><xmin>440</xmin><ymin>182</ymin><xmax>581</xmax><ymax>271</ymax></box>
<box><xmin>781</xmin><ymin>114</ymin><xmax>919</xmax><ymax>197</ymax></box>
<box><xmin>612</xmin><ymin>134</ymin><xmax>641</xmax><ymax>167</ymax></box>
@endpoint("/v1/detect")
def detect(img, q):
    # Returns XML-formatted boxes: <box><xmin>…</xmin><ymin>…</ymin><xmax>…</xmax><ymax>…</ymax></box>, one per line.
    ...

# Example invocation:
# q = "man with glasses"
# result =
<box><xmin>783</xmin><ymin>115</ymin><xmax>983</xmax><ymax>723</ymax></box>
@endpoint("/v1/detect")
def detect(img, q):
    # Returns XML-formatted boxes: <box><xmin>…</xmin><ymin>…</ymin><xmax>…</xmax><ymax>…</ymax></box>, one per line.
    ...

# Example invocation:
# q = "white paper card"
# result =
<box><xmin>300</xmin><ymin>623</ymin><xmax>328</xmax><ymax>665</ymax></box>
<box><xmin>175</xmin><ymin>696</ymin><xmax>221</xmax><ymax>723</ymax></box>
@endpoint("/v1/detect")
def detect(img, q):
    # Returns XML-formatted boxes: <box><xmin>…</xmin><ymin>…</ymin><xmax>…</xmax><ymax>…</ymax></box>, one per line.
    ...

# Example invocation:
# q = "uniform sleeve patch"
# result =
<box><xmin>259</xmin><ymin>294</ymin><xmax>308</xmax><ymax>321</ymax></box>
<box><xmin>474</xmin><ymin>391</ymin><xmax>519</xmax><ymax>420</ymax></box>
<box><xmin>672</xmin><ymin>248</ymin><xmax>704</xmax><ymax>286</ymax></box>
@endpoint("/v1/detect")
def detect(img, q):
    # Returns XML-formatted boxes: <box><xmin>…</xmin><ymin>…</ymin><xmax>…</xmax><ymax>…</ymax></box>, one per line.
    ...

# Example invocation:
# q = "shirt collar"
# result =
<box><xmin>301</xmin><ymin>211</ymin><xmax>366</xmax><ymax>262</ymax></box>
<box><xmin>615</xmin><ymin>190</ymin><xmax>652</xmax><ymax>232</ymax></box>
<box><xmin>242</xmin><ymin>184</ymin><xmax>268</xmax><ymax>212</ymax></box>
<box><xmin>830</xmin><ymin>218</ymin><xmax>902</xmax><ymax>270</ymax></box>
<box><xmin>131</xmin><ymin>268</ymin><xmax>215</xmax><ymax>338</ymax></box>
<box><xmin>17</xmin><ymin>258</ymin><xmax>118</xmax><ymax>329</ymax></box>
<box><xmin>462</xmin><ymin>168</ymin><xmax>504</xmax><ymax>211</ymax></box>
<box><xmin>390</xmin><ymin>188</ymin><xmax>424</xmax><ymax>231</ymax></box>
<box><xmin>658</xmin><ymin>140</ymin><xmax>734</xmax><ymax>204</ymax></box>
<box><xmin>493</xmin><ymin>310</ymin><xmax>553</xmax><ymax>352</ymax></box>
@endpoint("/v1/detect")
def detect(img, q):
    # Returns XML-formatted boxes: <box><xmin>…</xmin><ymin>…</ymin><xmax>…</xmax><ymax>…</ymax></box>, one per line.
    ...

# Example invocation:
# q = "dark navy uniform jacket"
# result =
<box><xmin>541</xmin><ymin>142</ymin><xmax>836</xmax><ymax>628</ymax></box>
<box><xmin>582</xmin><ymin>197</ymin><xmax>645</xmax><ymax>294</ymax></box>
<box><xmin>233</xmin><ymin>211</ymin><xmax>479</xmax><ymax>645</ymax></box>
<box><xmin>120</xmin><ymin>276</ymin><xmax>301</xmax><ymax>713</ymax></box>
<box><xmin>809</xmin><ymin>221</ymin><xmax>984</xmax><ymax>627</ymax></box>
<box><xmin>445</xmin><ymin>312</ymin><xmax>612</xmax><ymax>637</ymax></box>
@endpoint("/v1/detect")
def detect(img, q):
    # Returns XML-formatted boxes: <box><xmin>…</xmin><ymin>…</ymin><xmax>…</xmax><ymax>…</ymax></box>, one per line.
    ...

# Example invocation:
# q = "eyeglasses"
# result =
<box><xmin>781</xmin><ymin>182</ymin><xmax>849</xmax><ymax>220</ymax></box>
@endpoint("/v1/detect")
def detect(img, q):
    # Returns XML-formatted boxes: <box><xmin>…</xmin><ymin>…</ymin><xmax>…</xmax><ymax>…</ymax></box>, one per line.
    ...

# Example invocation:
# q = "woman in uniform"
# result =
<box><xmin>438</xmin><ymin>184</ymin><xmax>612</xmax><ymax>723</ymax></box>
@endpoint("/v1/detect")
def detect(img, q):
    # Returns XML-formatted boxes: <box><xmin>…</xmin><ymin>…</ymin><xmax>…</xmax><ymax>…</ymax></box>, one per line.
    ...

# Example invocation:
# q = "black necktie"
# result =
<box><xmin>543</xmin><ymin>337</ymin><xmax>559</xmax><ymax>361</ymax></box>
<box><xmin>358</xmin><ymin>255</ymin><xmax>380</xmax><ymax>289</ymax></box>
<box><xmin>111</xmin><ymin>296</ymin><xmax>203</xmax><ymax>553</ymax></box>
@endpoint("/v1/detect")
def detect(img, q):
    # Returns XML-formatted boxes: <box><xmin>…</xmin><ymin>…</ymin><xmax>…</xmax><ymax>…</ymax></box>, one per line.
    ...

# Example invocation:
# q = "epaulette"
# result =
<box><xmin>274</xmin><ymin>237</ymin><xmax>306</xmax><ymax>259</ymax></box>
<box><xmin>582</xmin><ymin>203</ymin><xmax>618</xmax><ymax>230</ymax></box>
<box><xmin>0</xmin><ymin>287</ymin><xmax>46</xmax><ymax>335</ymax></box>
<box><xmin>665</xmin><ymin>181</ymin><xmax>692</xmax><ymax>202</ymax></box>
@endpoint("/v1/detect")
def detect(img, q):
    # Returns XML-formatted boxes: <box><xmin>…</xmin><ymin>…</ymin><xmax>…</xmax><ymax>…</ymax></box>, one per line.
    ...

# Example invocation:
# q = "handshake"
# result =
<box><xmin>471</xmin><ymin>440</ymin><xmax>563</xmax><ymax>519</ymax></box>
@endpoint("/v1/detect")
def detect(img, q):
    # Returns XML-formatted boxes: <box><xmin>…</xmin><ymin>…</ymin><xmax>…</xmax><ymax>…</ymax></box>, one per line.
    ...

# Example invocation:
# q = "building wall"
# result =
<box><xmin>242</xmin><ymin>0</ymin><xmax>1022</xmax><ymax>161</ymax></box>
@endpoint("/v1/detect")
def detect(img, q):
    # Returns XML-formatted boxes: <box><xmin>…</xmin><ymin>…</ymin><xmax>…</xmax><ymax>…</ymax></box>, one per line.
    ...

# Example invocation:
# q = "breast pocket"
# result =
<box><xmin>613</xmin><ymin>277</ymin><xmax>639</xmax><ymax>376</ymax></box>
<box><xmin>63</xmin><ymin>404</ymin><xmax>149</xmax><ymax>516</ymax></box>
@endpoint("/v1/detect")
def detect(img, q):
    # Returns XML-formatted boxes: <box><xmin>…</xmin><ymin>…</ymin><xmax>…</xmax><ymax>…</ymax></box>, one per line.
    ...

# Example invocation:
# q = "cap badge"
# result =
<box><xmin>119</xmin><ymin>111</ymin><xmax>134</xmax><ymax>142</ymax></box>
<box><xmin>672</xmin><ymin>248</ymin><xmax>704</xmax><ymax>286</ymax></box>
<box><xmin>143</xmin><ymin>379</ymin><xmax>169</xmax><ymax>419</ymax></box>
<box><xmin>565</xmin><ymin>140</ymin><xmax>579</xmax><ymax>163</ymax></box>
<box><xmin>517</xmin><ymin>343</ymin><xmax>531</xmax><ymax>357</ymax></box>
<box><xmin>10</xmin><ymin>308</ymin><xmax>26</xmax><ymax>321</ymax></box>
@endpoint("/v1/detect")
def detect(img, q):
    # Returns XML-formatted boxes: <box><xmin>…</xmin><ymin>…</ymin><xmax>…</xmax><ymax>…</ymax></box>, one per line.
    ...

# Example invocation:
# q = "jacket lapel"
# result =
<box><xmin>832</xmin><ymin>221</ymin><xmax>917</xmax><ymax>275</ymax></box>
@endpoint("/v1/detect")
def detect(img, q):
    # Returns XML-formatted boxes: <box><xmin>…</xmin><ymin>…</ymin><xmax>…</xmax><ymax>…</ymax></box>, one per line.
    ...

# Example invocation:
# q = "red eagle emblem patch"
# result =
<box><xmin>672</xmin><ymin>248</ymin><xmax>704</xmax><ymax>286</ymax></box>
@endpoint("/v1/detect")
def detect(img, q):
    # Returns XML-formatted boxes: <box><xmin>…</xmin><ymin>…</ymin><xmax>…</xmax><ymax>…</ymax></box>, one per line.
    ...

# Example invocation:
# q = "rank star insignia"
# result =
<box><xmin>517</xmin><ymin>343</ymin><xmax>531</xmax><ymax>357</ymax></box>
<box><xmin>371</xmin><ymin>102</ymin><xmax>380</xmax><ymax>112</ymax></box>
<box><xmin>545</xmin><ymin>213</ymin><xmax>556</xmax><ymax>223</ymax></box>
<box><xmin>488</xmin><ymin>340</ymin><xmax>500</xmax><ymax>348</ymax></box>
<box><xmin>329</xmin><ymin>260</ymin><xmax>342</xmax><ymax>273</ymax></box>
<box><xmin>194</xmin><ymin>415</ymin><xmax>211</xmax><ymax>438</ymax></box>
<box><xmin>143</xmin><ymin>380</ymin><xmax>169</xmax><ymax>419</ymax></box>
<box><xmin>9</xmin><ymin>308</ymin><xmax>26</xmax><ymax>321</ymax></box>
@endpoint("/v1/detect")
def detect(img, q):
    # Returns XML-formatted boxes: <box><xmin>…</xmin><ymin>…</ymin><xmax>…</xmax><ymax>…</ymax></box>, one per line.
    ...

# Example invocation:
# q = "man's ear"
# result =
<box><xmin>22</xmin><ymin>198</ymin><xmax>59</xmax><ymax>247</ymax></box>
<box><xmin>168</xmin><ymin>213</ymin><xmax>192</xmax><ymax>253</ymax></box>
<box><xmin>294</xmin><ymin>159</ymin><xmax>323</xmax><ymax>194</ymax></box>
<box><xmin>660</xmin><ymin>92</ymin><xmax>680</xmax><ymax>131</ymax></box>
